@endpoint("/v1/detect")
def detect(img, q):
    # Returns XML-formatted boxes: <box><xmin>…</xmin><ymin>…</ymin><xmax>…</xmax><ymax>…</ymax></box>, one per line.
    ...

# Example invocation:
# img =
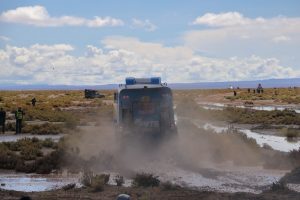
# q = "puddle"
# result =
<box><xmin>166</xmin><ymin>166</ymin><xmax>285</xmax><ymax>193</ymax></box>
<box><xmin>197</xmin><ymin>122</ymin><xmax>300</xmax><ymax>152</ymax></box>
<box><xmin>202</xmin><ymin>123</ymin><xmax>228</xmax><ymax>133</ymax></box>
<box><xmin>0</xmin><ymin>173</ymin><xmax>79</xmax><ymax>192</ymax></box>
<box><xmin>0</xmin><ymin>134</ymin><xmax>65</xmax><ymax>142</ymax></box>
<box><xmin>287</xmin><ymin>184</ymin><xmax>300</xmax><ymax>193</ymax></box>
<box><xmin>239</xmin><ymin>129</ymin><xmax>300</xmax><ymax>152</ymax></box>
<box><xmin>131</xmin><ymin>160</ymin><xmax>287</xmax><ymax>193</ymax></box>
<box><xmin>201</xmin><ymin>105</ymin><xmax>223</xmax><ymax>111</ymax></box>
<box><xmin>198</xmin><ymin>103</ymin><xmax>300</xmax><ymax>113</ymax></box>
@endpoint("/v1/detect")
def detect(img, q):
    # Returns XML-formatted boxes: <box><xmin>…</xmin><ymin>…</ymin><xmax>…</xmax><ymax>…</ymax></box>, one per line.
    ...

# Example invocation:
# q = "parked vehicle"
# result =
<box><xmin>84</xmin><ymin>89</ymin><xmax>105</xmax><ymax>99</ymax></box>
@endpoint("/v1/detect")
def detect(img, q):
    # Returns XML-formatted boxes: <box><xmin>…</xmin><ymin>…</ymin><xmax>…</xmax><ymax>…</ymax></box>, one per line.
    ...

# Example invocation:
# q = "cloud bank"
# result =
<box><xmin>0</xmin><ymin>5</ymin><xmax>124</xmax><ymax>27</ymax></box>
<box><xmin>0</xmin><ymin>37</ymin><xmax>298</xmax><ymax>85</ymax></box>
<box><xmin>187</xmin><ymin>12</ymin><xmax>300</xmax><ymax>68</ymax></box>
<box><xmin>0</xmin><ymin>10</ymin><xmax>299</xmax><ymax>85</ymax></box>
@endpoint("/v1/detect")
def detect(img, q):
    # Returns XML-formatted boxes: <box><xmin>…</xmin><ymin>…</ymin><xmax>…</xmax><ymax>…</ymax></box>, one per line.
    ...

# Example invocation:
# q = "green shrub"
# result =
<box><xmin>20</xmin><ymin>145</ymin><xmax>43</xmax><ymax>160</ymax></box>
<box><xmin>90</xmin><ymin>175</ymin><xmax>106</xmax><ymax>192</ymax></box>
<box><xmin>132</xmin><ymin>173</ymin><xmax>160</xmax><ymax>187</ymax></box>
<box><xmin>0</xmin><ymin>144</ymin><xmax>19</xmax><ymax>169</ymax></box>
<box><xmin>5</xmin><ymin>122</ymin><xmax>16</xmax><ymax>131</ymax></box>
<box><xmin>42</xmin><ymin>138</ymin><xmax>55</xmax><ymax>148</ymax></box>
<box><xmin>81</xmin><ymin>172</ymin><xmax>110</xmax><ymax>192</ymax></box>
<box><xmin>81</xmin><ymin>170</ymin><xmax>93</xmax><ymax>187</ymax></box>
<box><xmin>36</xmin><ymin>150</ymin><xmax>62</xmax><ymax>174</ymax></box>
<box><xmin>23</xmin><ymin>123</ymin><xmax>63</xmax><ymax>135</ymax></box>
<box><xmin>15</xmin><ymin>160</ymin><xmax>37</xmax><ymax>173</ymax></box>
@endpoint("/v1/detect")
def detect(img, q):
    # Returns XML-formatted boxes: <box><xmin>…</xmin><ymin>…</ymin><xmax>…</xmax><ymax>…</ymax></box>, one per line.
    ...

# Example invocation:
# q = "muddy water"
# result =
<box><xmin>199</xmin><ymin>122</ymin><xmax>300</xmax><ymax>152</ymax></box>
<box><xmin>198</xmin><ymin>103</ymin><xmax>300</xmax><ymax>113</ymax></box>
<box><xmin>240</xmin><ymin>129</ymin><xmax>300</xmax><ymax>152</ymax></box>
<box><xmin>159</xmin><ymin>165</ymin><xmax>286</xmax><ymax>193</ymax></box>
<box><xmin>0</xmin><ymin>134</ymin><xmax>65</xmax><ymax>142</ymax></box>
<box><xmin>0</xmin><ymin>172</ymin><xmax>80</xmax><ymax>192</ymax></box>
<box><xmin>117</xmin><ymin>158</ymin><xmax>287</xmax><ymax>194</ymax></box>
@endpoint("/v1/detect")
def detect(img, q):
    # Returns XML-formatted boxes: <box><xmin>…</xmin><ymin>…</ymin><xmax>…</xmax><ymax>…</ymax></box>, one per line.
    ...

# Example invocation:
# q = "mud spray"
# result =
<box><xmin>63</xmin><ymin>103</ymin><xmax>281</xmax><ymax>190</ymax></box>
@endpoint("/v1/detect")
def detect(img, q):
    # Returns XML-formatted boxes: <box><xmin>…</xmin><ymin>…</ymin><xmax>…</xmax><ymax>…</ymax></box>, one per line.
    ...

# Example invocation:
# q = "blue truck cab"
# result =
<box><xmin>113</xmin><ymin>77</ymin><xmax>177</xmax><ymax>139</ymax></box>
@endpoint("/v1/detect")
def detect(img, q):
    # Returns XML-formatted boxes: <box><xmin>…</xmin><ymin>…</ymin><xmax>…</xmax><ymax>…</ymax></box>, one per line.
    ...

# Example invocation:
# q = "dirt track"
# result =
<box><xmin>2</xmin><ymin>186</ymin><xmax>300</xmax><ymax>200</ymax></box>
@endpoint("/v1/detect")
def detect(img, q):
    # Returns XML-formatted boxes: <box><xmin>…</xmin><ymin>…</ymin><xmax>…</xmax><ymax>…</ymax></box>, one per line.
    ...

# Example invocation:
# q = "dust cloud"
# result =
<box><xmin>63</xmin><ymin>103</ymin><xmax>274</xmax><ymax>179</ymax></box>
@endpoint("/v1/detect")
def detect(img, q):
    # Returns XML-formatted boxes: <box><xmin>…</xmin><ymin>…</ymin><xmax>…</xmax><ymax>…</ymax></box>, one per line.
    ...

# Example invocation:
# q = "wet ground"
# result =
<box><xmin>0</xmin><ymin>132</ymin><xmax>65</xmax><ymax>142</ymax></box>
<box><xmin>194</xmin><ymin>120</ymin><xmax>300</xmax><ymax>152</ymax></box>
<box><xmin>1</xmin><ymin>102</ymin><xmax>300</xmax><ymax>195</ymax></box>
<box><xmin>198</xmin><ymin>102</ymin><xmax>300</xmax><ymax>113</ymax></box>
<box><xmin>0</xmin><ymin>171</ymin><xmax>79</xmax><ymax>192</ymax></box>
<box><xmin>1</xmin><ymin>117</ymin><xmax>299</xmax><ymax>193</ymax></box>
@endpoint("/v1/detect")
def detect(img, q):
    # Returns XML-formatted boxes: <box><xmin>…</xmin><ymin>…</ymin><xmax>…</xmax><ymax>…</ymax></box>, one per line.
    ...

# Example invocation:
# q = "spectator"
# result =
<box><xmin>31</xmin><ymin>97</ymin><xmax>37</xmax><ymax>106</ymax></box>
<box><xmin>15</xmin><ymin>107</ymin><xmax>25</xmax><ymax>134</ymax></box>
<box><xmin>0</xmin><ymin>107</ymin><xmax>6</xmax><ymax>134</ymax></box>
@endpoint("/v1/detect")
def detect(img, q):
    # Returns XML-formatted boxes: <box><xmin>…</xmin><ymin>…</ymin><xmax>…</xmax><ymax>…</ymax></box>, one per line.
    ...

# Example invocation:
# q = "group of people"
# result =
<box><xmin>0</xmin><ymin>97</ymin><xmax>36</xmax><ymax>134</ymax></box>
<box><xmin>0</xmin><ymin>107</ymin><xmax>25</xmax><ymax>134</ymax></box>
<box><xmin>233</xmin><ymin>84</ymin><xmax>264</xmax><ymax>96</ymax></box>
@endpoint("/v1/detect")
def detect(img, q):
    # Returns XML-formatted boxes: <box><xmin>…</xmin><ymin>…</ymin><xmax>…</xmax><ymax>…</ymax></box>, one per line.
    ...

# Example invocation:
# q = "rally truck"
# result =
<box><xmin>113</xmin><ymin>77</ymin><xmax>177</xmax><ymax>141</ymax></box>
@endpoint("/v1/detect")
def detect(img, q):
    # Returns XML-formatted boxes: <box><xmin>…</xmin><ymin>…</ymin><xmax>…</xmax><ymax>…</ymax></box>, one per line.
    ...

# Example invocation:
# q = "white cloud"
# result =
<box><xmin>0</xmin><ymin>39</ymin><xmax>299</xmax><ymax>85</ymax></box>
<box><xmin>186</xmin><ymin>12</ymin><xmax>300</xmax><ymax>66</ymax></box>
<box><xmin>192</xmin><ymin>12</ymin><xmax>245</xmax><ymax>26</ymax></box>
<box><xmin>272</xmin><ymin>35</ymin><xmax>291</xmax><ymax>43</ymax></box>
<box><xmin>192</xmin><ymin>12</ymin><xmax>265</xmax><ymax>27</ymax></box>
<box><xmin>131</xmin><ymin>18</ymin><xmax>157</xmax><ymax>31</ymax></box>
<box><xmin>0</xmin><ymin>35</ymin><xmax>10</xmax><ymax>42</ymax></box>
<box><xmin>0</xmin><ymin>5</ymin><xmax>124</xmax><ymax>27</ymax></box>
<box><xmin>86</xmin><ymin>45</ymin><xmax>103</xmax><ymax>56</ymax></box>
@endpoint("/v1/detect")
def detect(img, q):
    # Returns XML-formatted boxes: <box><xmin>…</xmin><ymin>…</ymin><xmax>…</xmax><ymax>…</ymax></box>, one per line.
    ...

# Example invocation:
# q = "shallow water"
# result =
<box><xmin>0</xmin><ymin>134</ymin><xmax>64</xmax><ymax>142</ymax></box>
<box><xmin>198</xmin><ymin>103</ymin><xmax>300</xmax><ymax>113</ymax></box>
<box><xmin>202</xmin><ymin>123</ymin><xmax>228</xmax><ymax>134</ymax></box>
<box><xmin>200</xmin><ymin>122</ymin><xmax>300</xmax><ymax>152</ymax></box>
<box><xmin>164</xmin><ymin>166</ymin><xmax>285</xmax><ymax>193</ymax></box>
<box><xmin>240</xmin><ymin>129</ymin><xmax>300</xmax><ymax>152</ymax></box>
<box><xmin>0</xmin><ymin>173</ymin><xmax>79</xmax><ymax>192</ymax></box>
<box><xmin>131</xmin><ymin>159</ymin><xmax>287</xmax><ymax>193</ymax></box>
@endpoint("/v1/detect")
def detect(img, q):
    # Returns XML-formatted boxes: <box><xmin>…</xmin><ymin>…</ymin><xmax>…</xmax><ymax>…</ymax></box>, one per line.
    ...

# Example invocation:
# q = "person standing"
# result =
<box><xmin>31</xmin><ymin>97</ymin><xmax>37</xmax><ymax>106</ymax></box>
<box><xmin>0</xmin><ymin>108</ymin><xmax>6</xmax><ymax>134</ymax></box>
<box><xmin>15</xmin><ymin>107</ymin><xmax>25</xmax><ymax>134</ymax></box>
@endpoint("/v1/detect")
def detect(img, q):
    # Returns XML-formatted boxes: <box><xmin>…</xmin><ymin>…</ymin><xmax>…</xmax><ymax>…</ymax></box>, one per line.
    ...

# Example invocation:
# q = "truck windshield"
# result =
<box><xmin>119</xmin><ymin>87</ymin><xmax>172</xmax><ymax>124</ymax></box>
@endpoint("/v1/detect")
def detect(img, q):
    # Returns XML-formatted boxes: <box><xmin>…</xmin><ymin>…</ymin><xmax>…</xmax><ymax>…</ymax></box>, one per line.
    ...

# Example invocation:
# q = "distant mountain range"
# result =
<box><xmin>0</xmin><ymin>78</ymin><xmax>299</xmax><ymax>90</ymax></box>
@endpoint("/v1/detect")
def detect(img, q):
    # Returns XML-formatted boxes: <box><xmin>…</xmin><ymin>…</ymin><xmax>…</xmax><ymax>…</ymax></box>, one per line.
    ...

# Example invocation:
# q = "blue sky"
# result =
<box><xmin>0</xmin><ymin>0</ymin><xmax>299</xmax><ymax>85</ymax></box>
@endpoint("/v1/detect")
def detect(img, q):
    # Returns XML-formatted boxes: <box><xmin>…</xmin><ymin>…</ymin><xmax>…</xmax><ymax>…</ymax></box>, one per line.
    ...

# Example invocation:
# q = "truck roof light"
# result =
<box><xmin>125</xmin><ymin>77</ymin><xmax>161</xmax><ymax>85</ymax></box>
<box><xmin>125</xmin><ymin>77</ymin><xmax>136</xmax><ymax>85</ymax></box>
